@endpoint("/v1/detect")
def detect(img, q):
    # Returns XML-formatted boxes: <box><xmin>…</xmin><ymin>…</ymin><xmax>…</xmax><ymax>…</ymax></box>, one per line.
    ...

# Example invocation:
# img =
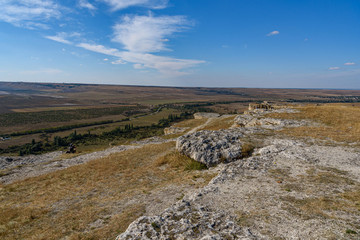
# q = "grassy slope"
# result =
<box><xmin>267</xmin><ymin>103</ymin><xmax>360</xmax><ymax>145</ymax></box>
<box><xmin>0</xmin><ymin>120</ymin><xmax>214</xmax><ymax>240</ymax></box>
<box><xmin>1</xmin><ymin>103</ymin><xmax>360</xmax><ymax>239</ymax></box>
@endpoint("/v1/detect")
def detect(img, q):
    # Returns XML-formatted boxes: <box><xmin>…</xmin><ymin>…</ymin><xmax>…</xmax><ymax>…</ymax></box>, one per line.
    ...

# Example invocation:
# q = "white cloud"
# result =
<box><xmin>329</xmin><ymin>67</ymin><xmax>341</xmax><ymax>70</ymax></box>
<box><xmin>103</xmin><ymin>58</ymin><xmax>109</xmax><ymax>61</ymax></box>
<box><xmin>101</xmin><ymin>0</ymin><xmax>168</xmax><ymax>11</ymax></box>
<box><xmin>119</xmin><ymin>51</ymin><xmax>204</xmax><ymax>76</ymax></box>
<box><xmin>77</xmin><ymin>42</ymin><xmax>204</xmax><ymax>76</ymax></box>
<box><xmin>45</xmin><ymin>32</ymin><xmax>81</xmax><ymax>44</ymax></box>
<box><xmin>267</xmin><ymin>30</ymin><xmax>280</xmax><ymax>36</ymax></box>
<box><xmin>75</xmin><ymin>13</ymin><xmax>204</xmax><ymax>76</ymax></box>
<box><xmin>344</xmin><ymin>62</ymin><xmax>356</xmax><ymax>66</ymax></box>
<box><xmin>79</xmin><ymin>0</ymin><xmax>96</xmax><ymax>10</ymax></box>
<box><xmin>133</xmin><ymin>63</ymin><xmax>145</xmax><ymax>69</ymax></box>
<box><xmin>0</xmin><ymin>0</ymin><xmax>61</xmax><ymax>28</ymax></box>
<box><xmin>113</xmin><ymin>14</ymin><xmax>190</xmax><ymax>53</ymax></box>
<box><xmin>111</xmin><ymin>59</ymin><xmax>126</xmax><ymax>64</ymax></box>
<box><xmin>45</xmin><ymin>32</ymin><xmax>72</xmax><ymax>44</ymax></box>
<box><xmin>77</xmin><ymin>43</ymin><xmax>123</xmax><ymax>57</ymax></box>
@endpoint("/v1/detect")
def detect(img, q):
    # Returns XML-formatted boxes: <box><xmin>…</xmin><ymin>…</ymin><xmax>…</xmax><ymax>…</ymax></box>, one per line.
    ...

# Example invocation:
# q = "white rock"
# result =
<box><xmin>176</xmin><ymin>130</ymin><xmax>245</xmax><ymax>167</ymax></box>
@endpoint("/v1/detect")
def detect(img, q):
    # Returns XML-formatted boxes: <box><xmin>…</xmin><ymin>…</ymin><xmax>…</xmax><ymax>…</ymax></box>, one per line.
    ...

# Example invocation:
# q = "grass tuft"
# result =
<box><xmin>241</xmin><ymin>142</ymin><xmax>255</xmax><ymax>158</ymax></box>
<box><xmin>346</xmin><ymin>229</ymin><xmax>358</xmax><ymax>234</ymax></box>
<box><xmin>155</xmin><ymin>151</ymin><xmax>207</xmax><ymax>171</ymax></box>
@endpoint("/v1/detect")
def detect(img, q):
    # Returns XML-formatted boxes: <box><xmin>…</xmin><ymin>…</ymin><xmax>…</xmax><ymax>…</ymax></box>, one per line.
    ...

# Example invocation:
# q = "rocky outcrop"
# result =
<box><xmin>176</xmin><ymin>130</ymin><xmax>244</xmax><ymax>167</ymax></box>
<box><xmin>234</xmin><ymin>108</ymin><xmax>309</xmax><ymax>130</ymax></box>
<box><xmin>117</xmin><ymin>200</ymin><xmax>258</xmax><ymax>240</ymax></box>
<box><xmin>177</xmin><ymin>108</ymin><xmax>311</xmax><ymax>168</ymax></box>
<box><xmin>193</xmin><ymin>112</ymin><xmax>220</xmax><ymax>119</ymax></box>
<box><xmin>234</xmin><ymin>116</ymin><xmax>309</xmax><ymax>129</ymax></box>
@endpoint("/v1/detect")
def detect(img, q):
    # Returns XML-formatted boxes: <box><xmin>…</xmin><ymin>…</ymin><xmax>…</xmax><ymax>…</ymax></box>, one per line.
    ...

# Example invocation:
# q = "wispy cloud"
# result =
<box><xmin>78</xmin><ymin>0</ymin><xmax>96</xmax><ymax>10</ymax></box>
<box><xmin>113</xmin><ymin>14</ymin><xmax>190</xmax><ymax>53</ymax></box>
<box><xmin>111</xmin><ymin>59</ymin><xmax>126</xmax><ymax>64</ymax></box>
<box><xmin>45</xmin><ymin>33</ymin><xmax>72</xmax><ymax>44</ymax></box>
<box><xmin>77</xmin><ymin>43</ymin><xmax>122</xmax><ymax>57</ymax></box>
<box><xmin>267</xmin><ymin>30</ymin><xmax>280</xmax><ymax>36</ymax></box>
<box><xmin>91</xmin><ymin>13</ymin><xmax>203</xmax><ymax>75</ymax></box>
<box><xmin>0</xmin><ymin>0</ymin><xmax>61</xmax><ymax>28</ymax></box>
<box><xmin>101</xmin><ymin>0</ymin><xmax>168</xmax><ymax>11</ymax></box>
<box><xmin>45</xmin><ymin>32</ymin><xmax>81</xmax><ymax>44</ymax></box>
<box><xmin>329</xmin><ymin>67</ymin><xmax>341</xmax><ymax>70</ymax></box>
<box><xmin>2</xmin><ymin>1</ymin><xmax>204</xmax><ymax>76</ymax></box>
<box><xmin>77</xmin><ymin>42</ymin><xmax>204</xmax><ymax>76</ymax></box>
<box><xmin>344</xmin><ymin>62</ymin><xmax>356</xmax><ymax>66</ymax></box>
<box><xmin>119</xmin><ymin>51</ymin><xmax>204</xmax><ymax>76</ymax></box>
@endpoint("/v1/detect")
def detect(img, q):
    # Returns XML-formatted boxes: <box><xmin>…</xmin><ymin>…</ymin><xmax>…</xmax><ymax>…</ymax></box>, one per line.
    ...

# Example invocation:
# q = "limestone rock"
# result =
<box><xmin>234</xmin><ymin>115</ymin><xmax>309</xmax><ymax>130</ymax></box>
<box><xmin>176</xmin><ymin>130</ymin><xmax>244</xmax><ymax>167</ymax></box>
<box><xmin>116</xmin><ymin>200</ymin><xmax>257</xmax><ymax>240</ymax></box>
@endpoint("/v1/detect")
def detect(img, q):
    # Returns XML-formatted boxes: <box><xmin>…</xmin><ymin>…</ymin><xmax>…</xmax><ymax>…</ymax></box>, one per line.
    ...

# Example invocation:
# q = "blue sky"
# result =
<box><xmin>0</xmin><ymin>0</ymin><xmax>359</xmax><ymax>88</ymax></box>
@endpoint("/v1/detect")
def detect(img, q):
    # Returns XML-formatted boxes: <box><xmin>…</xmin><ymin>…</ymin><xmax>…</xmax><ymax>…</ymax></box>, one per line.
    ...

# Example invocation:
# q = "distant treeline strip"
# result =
<box><xmin>6</xmin><ymin>118</ymin><xmax>130</xmax><ymax>137</ymax></box>
<box><xmin>286</xmin><ymin>98</ymin><xmax>360</xmax><ymax>103</ymax></box>
<box><xmin>0</xmin><ymin>105</ymin><xmax>146</xmax><ymax>127</ymax></box>
<box><xmin>0</xmin><ymin>112</ymin><xmax>193</xmax><ymax>156</ymax></box>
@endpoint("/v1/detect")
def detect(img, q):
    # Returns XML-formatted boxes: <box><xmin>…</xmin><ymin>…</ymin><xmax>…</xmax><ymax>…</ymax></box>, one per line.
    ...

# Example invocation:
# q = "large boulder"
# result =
<box><xmin>176</xmin><ymin>130</ymin><xmax>244</xmax><ymax>167</ymax></box>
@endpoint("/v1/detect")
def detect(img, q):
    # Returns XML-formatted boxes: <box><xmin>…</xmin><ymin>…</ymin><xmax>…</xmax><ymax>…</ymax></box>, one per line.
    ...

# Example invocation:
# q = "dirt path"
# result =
<box><xmin>187</xmin><ymin>115</ymin><xmax>228</xmax><ymax>134</ymax></box>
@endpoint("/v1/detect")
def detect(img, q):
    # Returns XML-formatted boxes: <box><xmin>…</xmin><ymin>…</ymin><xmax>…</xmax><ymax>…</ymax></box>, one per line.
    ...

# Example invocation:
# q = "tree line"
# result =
<box><xmin>0</xmin><ymin>112</ymin><xmax>193</xmax><ymax>156</ymax></box>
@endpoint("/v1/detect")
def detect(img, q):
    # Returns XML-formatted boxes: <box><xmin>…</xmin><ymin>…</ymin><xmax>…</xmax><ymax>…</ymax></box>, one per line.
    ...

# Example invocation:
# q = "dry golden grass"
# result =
<box><xmin>267</xmin><ymin>104</ymin><xmax>360</xmax><ymax>144</ymax></box>
<box><xmin>0</xmin><ymin>142</ymin><xmax>214</xmax><ymax>239</ymax></box>
<box><xmin>155</xmin><ymin>151</ymin><xmax>207</xmax><ymax>171</ymax></box>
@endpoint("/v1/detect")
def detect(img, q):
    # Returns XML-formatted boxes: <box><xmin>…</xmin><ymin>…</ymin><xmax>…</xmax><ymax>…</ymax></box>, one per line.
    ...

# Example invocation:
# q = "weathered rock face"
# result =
<box><xmin>176</xmin><ymin>130</ymin><xmax>244</xmax><ymax>167</ymax></box>
<box><xmin>116</xmin><ymin>200</ymin><xmax>257</xmax><ymax>240</ymax></box>
<box><xmin>234</xmin><ymin>109</ymin><xmax>309</xmax><ymax>130</ymax></box>
<box><xmin>193</xmin><ymin>112</ymin><xmax>220</xmax><ymax>119</ymax></box>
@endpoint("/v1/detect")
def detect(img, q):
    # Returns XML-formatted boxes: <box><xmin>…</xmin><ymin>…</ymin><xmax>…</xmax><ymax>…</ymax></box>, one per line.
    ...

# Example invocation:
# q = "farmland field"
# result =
<box><xmin>1</xmin><ymin>81</ymin><xmax>360</xmax><ymax>156</ymax></box>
